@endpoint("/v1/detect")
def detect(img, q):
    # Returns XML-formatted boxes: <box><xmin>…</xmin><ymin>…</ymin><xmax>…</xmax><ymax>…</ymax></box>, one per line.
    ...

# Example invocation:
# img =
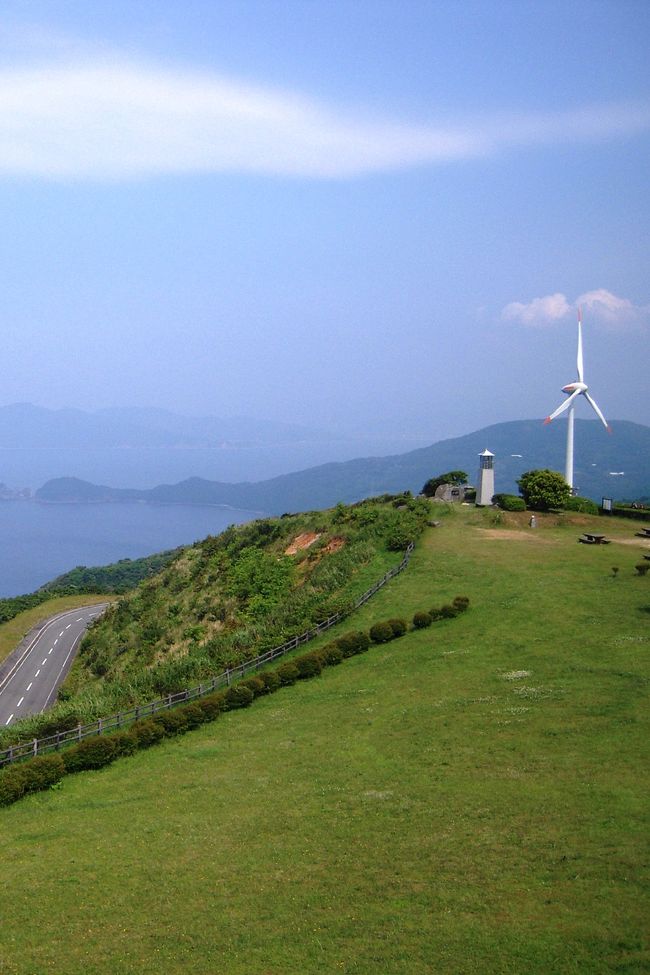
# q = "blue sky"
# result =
<box><xmin>1</xmin><ymin>0</ymin><xmax>648</xmax><ymax>440</ymax></box>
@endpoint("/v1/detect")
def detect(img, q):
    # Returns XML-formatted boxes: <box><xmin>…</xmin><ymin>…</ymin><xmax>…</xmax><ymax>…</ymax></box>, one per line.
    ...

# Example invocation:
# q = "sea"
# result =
<box><xmin>0</xmin><ymin>500</ymin><xmax>259</xmax><ymax>598</ymax></box>
<box><xmin>0</xmin><ymin>436</ymin><xmax>431</xmax><ymax>598</ymax></box>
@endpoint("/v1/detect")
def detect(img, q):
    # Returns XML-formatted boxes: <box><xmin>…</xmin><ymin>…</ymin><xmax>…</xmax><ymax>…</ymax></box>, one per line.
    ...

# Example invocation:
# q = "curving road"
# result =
<box><xmin>0</xmin><ymin>604</ymin><xmax>107</xmax><ymax>727</ymax></box>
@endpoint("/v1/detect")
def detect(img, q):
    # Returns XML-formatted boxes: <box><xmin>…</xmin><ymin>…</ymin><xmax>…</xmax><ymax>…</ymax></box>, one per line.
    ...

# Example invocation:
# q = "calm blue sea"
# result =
<box><xmin>0</xmin><ymin>501</ymin><xmax>259</xmax><ymax>597</ymax></box>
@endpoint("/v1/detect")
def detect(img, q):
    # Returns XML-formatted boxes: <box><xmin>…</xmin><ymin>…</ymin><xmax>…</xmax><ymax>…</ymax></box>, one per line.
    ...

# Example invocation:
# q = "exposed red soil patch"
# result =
<box><xmin>285</xmin><ymin>532</ymin><xmax>322</xmax><ymax>555</ymax></box>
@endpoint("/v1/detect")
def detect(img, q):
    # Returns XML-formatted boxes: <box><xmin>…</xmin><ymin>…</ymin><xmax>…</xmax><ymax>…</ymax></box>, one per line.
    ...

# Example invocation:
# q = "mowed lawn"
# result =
<box><xmin>1</xmin><ymin>509</ymin><xmax>648</xmax><ymax>974</ymax></box>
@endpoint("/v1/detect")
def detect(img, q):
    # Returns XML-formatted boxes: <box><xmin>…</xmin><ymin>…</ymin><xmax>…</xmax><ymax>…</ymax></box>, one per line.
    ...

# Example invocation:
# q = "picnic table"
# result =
<box><xmin>578</xmin><ymin>532</ymin><xmax>611</xmax><ymax>545</ymax></box>
<box><xmin>635</xmin><ymin>527</ymin><xmax>650</xmax><ymax>539</ymax></box>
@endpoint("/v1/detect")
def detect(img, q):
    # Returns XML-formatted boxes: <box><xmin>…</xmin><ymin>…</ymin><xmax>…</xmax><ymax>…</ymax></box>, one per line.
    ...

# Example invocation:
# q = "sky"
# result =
<box><xmin>1</xmin><ymin>0</ymin><xmax>648</xmax><ymax>441</ymax></box>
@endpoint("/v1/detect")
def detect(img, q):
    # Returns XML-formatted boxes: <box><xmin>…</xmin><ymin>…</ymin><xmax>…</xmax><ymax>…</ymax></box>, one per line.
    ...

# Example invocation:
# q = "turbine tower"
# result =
<box><xmin>543</xmin><ymin>307</ymin><xmax>611</xmax><ymax>490</ymax></box>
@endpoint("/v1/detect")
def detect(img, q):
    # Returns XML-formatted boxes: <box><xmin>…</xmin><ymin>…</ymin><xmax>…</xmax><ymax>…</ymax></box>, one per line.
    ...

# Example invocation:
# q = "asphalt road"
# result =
<box><xmin>0</xmin><ymin>604</ymin><xmax>108</xmax><ymax>728</ymax></box>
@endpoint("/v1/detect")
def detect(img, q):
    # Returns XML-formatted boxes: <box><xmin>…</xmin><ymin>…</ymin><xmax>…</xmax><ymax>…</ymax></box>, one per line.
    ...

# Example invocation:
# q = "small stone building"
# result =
<box><xmin>433</xmin><ymin>483</ymin><xmax>474</xmax><ymax>503</ymax></box>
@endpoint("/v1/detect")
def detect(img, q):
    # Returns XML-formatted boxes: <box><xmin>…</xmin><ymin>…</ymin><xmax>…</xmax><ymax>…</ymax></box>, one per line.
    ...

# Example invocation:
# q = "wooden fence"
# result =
<box><xmin>0</xmin><ymin>543</ymin><xmax>414</xmax><ymax>768</ymax></box>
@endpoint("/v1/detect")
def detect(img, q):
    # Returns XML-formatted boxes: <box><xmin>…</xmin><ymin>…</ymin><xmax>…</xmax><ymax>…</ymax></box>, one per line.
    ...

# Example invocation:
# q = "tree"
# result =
<box><xmin>421</xmin><ymin>470</ymin><xmax>468</xmax><ymax>497</ymax></box>
<box><xmin>517</xmin><ymin>469</ymin><xmax>571</xmax><ymax>511</ymax></box>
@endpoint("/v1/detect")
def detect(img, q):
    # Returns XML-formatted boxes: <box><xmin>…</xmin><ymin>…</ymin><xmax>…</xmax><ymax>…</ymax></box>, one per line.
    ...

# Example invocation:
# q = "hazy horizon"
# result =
<box><xmin>0</xmin><ymin>1</ymin><xmax>648</xmax><ymax>440</ymax></box>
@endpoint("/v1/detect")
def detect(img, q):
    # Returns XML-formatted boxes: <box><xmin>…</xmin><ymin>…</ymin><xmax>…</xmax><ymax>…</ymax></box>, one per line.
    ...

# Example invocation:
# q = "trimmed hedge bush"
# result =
<box><xmin>388</xmin><ymin>618</ymin><xmax>407</xmax><ymax>638</ymax></box>
<box><xmin>0</xmin><ymin>765</ymin><xmax>28</xmax><ymax>806</ymax></box>
<box><xmin>320</xmin><ymin>644</ymin><xmax>343</xmax><ymax>666</ymax></box>
<box><xmin>493</xmin><ymin>493</ymin><xmax>526</xmax><ymax>511</ymax></box>
<box><xmin>130</xmin><ymin>719</ymin><xmax>166</xmax><ymax>749</ymax></box>
<box><xmin>563</xmin><ymin>496</ymin><xmax>599</xmax><ymax>515</ymax></box>
<box><xmin>276</xmin><ymin>661</ymin><xmax>300</xmax><ymax>686</ymax></box>
<box><xmin>259</xmin><ymin>671</ymin><xmax>281</xmax><ymax>694</ymax></box>
<box><xmin>295</xmin><ymin>652</ymin><xmax>323</xmax><ymax>680</ymax></box>
<box><xmin>369</xmin><ymin>621</ymin><xmax>394</xmax><ymax>644</ymax></box>
<box><xmin>413</xmin><ymin>611</ymin><xmax>432</xmax><ymax>629</ymax></box>
<box><xmin>452</xmin><ymin>596</ymin><xmax>470</xmax><ymax>612</ymax></box>
<box><xmin>241</xmin><ymin>675</ymin><xmax>265</xmax><ymax>698</ymax></box>
<box><xmin>336</xmin><ymin>631</ymin><xmax>370</xmax><ymax>657</ymax></box>
<box><xmin>224</xmin><ymin>685</ymin><xmax>255</xmax><ymax>709</ymax></box>
<box><xmin>63</xmin><ymin>735</ymin><xmax>121</xmax><ymax>773</ymax></box>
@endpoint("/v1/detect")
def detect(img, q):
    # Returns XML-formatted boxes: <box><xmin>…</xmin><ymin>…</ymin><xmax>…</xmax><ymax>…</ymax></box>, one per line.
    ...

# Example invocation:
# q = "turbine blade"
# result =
<box><xmin>544</xmin><ymin>389</ymin><xmax>581</xmax><ymax>424</ymax></box>
<box><xmin>584</xmin><ymin>391</ymin><xmax>611</xmax><ymax>432</ymax></box>
<box><xmin>576</xmin><ymin>307</ymin><xmax>584</xmax><ymax>383</ymax></box>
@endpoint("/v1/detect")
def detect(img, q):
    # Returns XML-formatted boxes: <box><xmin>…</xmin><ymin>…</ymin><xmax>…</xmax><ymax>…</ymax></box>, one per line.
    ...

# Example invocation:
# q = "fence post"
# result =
<box><xmin>98</xmin><ymin>718</ymin><xmax>103</xmax><ymax>736</ymax></box>
<box><xmin>77</xmin><ymin>723</ymin><xmax>82</xmax><ymax>742</ymax></box>
<box><xmin>8</xmin><ymin>745</ymin><xmax>14</xmax><ymax>764</ymax></box>
<box><xmin>226</xmin><ymin>669</ymin><xmax>231</xmax><ymax>686</ymax></box>
<box><xmin>32</xmin><ymin>738</ymin><xmax>38</xmax><ymax>757</ymax></box>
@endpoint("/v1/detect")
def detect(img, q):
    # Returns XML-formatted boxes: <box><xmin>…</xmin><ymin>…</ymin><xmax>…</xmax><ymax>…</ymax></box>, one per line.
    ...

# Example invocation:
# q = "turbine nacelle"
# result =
<box><xmin>562</xmin><ymin>381</ymin><xmax>587</xmax><ymax>394</ymax></box>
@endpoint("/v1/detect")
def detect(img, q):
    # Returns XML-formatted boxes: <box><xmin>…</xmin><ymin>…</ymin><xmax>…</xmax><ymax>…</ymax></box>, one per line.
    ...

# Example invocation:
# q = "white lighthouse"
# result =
<box><xmin>476</xmin><ymin>449</ymin><xmax>495</xmax><ymax>506</ymax></box>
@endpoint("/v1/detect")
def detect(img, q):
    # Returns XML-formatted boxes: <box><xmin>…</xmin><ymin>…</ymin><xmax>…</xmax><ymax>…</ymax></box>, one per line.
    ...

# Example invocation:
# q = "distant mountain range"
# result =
<box><xmin>35</xmin><ymin>419</ymin><xmax>649</xmax><ymax>513</ymax></box>
<box><xmin>0</xmin><ymin>403</ymin><xmax>330</xmax><ymax>449</ymax></box>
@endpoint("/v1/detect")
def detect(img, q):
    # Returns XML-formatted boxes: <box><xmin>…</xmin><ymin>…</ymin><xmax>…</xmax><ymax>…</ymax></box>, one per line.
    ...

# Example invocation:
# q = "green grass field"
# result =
<box><xmin>1</xmin><ymin>508</ymin><xmax>648</xmax><ymax>974</ymax></box>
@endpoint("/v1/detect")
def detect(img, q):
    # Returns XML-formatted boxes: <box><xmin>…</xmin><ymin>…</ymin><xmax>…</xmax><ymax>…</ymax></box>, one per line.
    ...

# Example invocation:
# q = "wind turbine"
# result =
<box><xmin>543</xmin><ymin>307</ymin><xmax>611</xmax><ymax>490</ymax></box>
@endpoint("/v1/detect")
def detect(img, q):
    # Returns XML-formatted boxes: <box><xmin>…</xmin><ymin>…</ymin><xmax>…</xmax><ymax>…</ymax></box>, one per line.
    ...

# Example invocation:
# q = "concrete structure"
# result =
<box><xmin>476</xmin><ymin>449</ymin><xmax>495</xmax><ymax>506</ymax></box>
<box><xmin>433</xmin><ymin>483</ymin><xmax>474</xmax><ymax>503</ymax></box>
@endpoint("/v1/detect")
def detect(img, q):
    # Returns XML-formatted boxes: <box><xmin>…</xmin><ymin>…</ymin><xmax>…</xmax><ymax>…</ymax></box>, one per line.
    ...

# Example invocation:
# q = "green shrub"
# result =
<box><xmin>563</xmin><ymin>496</ymin><xmax>599</xmax><ymax>515</ymax></box>
<box><xmin>336</xmin><ymin>631</ymin><xmax>370</xmax><ymax>656</ymax></box>
<box><xmin>63</xmin><ymin>736</ymin><xmax>119</xmax><ymax>773</ymax></box>
<box><xmin>439</xmin><ymin>604</ymin><xmax>458</xmax><ymax>619</ymax></box>
<box><xmin>17</xmin><ymin>754</ymin><xmax>66</xmax><ymax>795</ymax></box>
<box><xmin>0</xmin><ymin>765</ymin><xmax>27</xmax><ymax>806</ymax></box>
<box><xmin>295</xmin><ymin>653</ymin><xmax>323</xmax><ymax>680</ymax></box>
<box><xmin>320</xmin><ymin>644</ymin><xmax>343</xmax><ymax>666</ymax></box>
<box><xmin>369</xmin><ymin>621</ymin><xmax>394</xmax><ymax>644</ymax></box>
<box><xmin>635</xmin><ymin>563</ymin><xmax>650</xmax><ymax>576</ymax></box>
<box><xmin>413</xmin><ymin>611</ymin><xmax>433</xmax><ymax>629</ymax></box>
<box><xmin>429</xmin><ymin>607</ymin><xmax>444</xmax><ymax>621</ymax></box>
<box><xmin>181</xmin><ymin>703</ymin><xmax>208</xmax><ymax>729</ymax></box>
<box><xmin>154</xmin><ymin>709</ymin><xmax>191</xmax><ymax>736</ymax></box>
<box><xmin>224</xmin><ymin>684</ymin><xmax>255</xmax><ymax>709</ymax></box>
<box><xmin>452</xmin><ymin>595</ymin><xmax>470</xmax><ymax>612</ymax></box>
<box><xmin>259</xmin><ymin>671</ymin><xmax>281</xmax><ymax>694</ymax></box>
<box><xmin>388</xmin><ymin>618</ymin><xmax>407</xmax><ymax>638</ymax></box>
<box><xmin>492</xmin><ymin>493</ymin><xmax>526</xmax><ymax>511</ymax></box>
<box><xmin>241</xmin><ymin>675</ymin><xmax>265</xmax><ymax>698</ymax></box>
<box><xmin>106</xmin><ymin>731</ymin><xmax>137</xmax><ymax>758</ymax></box>
<box><xmin>276</xmin><ymin>662</ymin><xmax>299</xmax><ymax>686</ymax></box>
<box><xmin>130</xmin><ymin>719</ymin><xmax>166</xmax><ymax>749</ymax></box>
<box><xmin>197</xmin><ymin>691</ymin><xmax>227</xmax><ymax>718</ymax></box>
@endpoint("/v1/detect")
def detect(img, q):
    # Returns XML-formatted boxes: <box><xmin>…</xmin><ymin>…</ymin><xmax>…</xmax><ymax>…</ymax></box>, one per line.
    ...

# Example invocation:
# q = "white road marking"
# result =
<box><xmin>42</xmin><ymin>659</ymin><xmax>47</xmax><ymax>666</ymax></box>
<box><xmin>17</xmin><ymin>697</ymin><xmax>24</xmax><ymax>707</ymax></box>
<box><xmin>48</xmin><ymin>649</ymin><xmax>53</xmax><ymax>655</ymax></box>
<box><xmin>76</xmin><ymin>618</ymin><xmax>84</xmax><ymax>622</ymax></box>
<box><xmin>59</xmin><ymin>631</ymin><xmax>64</xmax><ymax>637</ymax></box>
<box><xmin>26</xmin><ymin>682</ymin><xmax>32</xmax><ymax>691</ymax></box>
<box><xmin>5</xmin><ymin>714</ymin><xmax>13</xmax><ymax>725</ymax></box>
<box><xmin>54</xmin><ymin>639</ymin><xmax>58</xmax><ymax>645</ymax></box>
<box><xmin>65</xmin><ymin>624</ymin><xmax>72</xmax><ymax>629</ymax></box>
<box><xmin>35</xmin><ymin>669</ymin><xmax>40</xmax><ymax>677</ymax></box>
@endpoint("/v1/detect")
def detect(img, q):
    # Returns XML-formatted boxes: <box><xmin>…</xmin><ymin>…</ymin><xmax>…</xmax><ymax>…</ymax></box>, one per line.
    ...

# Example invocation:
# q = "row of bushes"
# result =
<box><xmin>0</xmin><ymin>596</ymin><xmax>470</xmax><ymax>808</ymax></box>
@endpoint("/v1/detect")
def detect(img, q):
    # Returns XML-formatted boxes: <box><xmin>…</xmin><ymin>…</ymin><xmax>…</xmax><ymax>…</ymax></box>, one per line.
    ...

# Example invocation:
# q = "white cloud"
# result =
<box><xmin>501</xmin><ymin>293</ymin><xmax>572</xmax><ymax>326</ymax></box>
<box><xmin>0</xmin><ymin>58</ymin><xmax>648</xmax><ymax>180</ymax></box>
<box><xmin>502</xmin><ymin>289</ymin><xmax>649</xmax><ymax>330</ymax></box>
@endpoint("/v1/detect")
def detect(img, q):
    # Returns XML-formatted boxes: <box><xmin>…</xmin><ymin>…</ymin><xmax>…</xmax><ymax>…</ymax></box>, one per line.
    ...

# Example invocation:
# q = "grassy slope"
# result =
<box><xmin>0</xmin><ymin>508</ymin><xmax>648</xmax><ymax>974</ymax></box>
<box><xmin>0</xmin><ymin>594</ymin><xmax>112</xmax><ymax>667</ymax></box>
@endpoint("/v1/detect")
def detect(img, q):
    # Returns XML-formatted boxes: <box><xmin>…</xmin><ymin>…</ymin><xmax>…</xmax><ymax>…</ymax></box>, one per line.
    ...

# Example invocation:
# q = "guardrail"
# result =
<box><xmin>0</xmin><ymin>542</ymin><xmax>414</xmax><ymax>768</ymax></box>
